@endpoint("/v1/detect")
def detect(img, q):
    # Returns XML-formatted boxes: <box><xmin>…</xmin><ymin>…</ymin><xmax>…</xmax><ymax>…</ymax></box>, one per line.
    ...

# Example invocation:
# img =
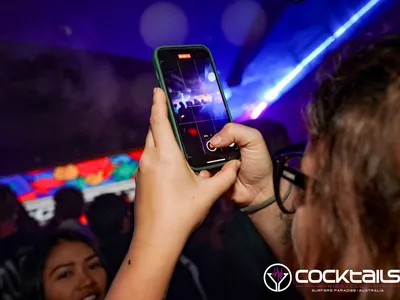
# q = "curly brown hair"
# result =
<box><xmin>301</xmin><ymin>36</ymin><xmax>400</xmax><ymax>300</ymax></box>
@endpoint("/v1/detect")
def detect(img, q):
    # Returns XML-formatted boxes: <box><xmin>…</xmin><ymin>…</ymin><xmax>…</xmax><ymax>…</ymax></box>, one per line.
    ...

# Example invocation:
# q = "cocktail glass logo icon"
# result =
<box><xmin>263</xmin><ymin>263</ymin><xmax>293</xmax><ymax>292</ymax></box>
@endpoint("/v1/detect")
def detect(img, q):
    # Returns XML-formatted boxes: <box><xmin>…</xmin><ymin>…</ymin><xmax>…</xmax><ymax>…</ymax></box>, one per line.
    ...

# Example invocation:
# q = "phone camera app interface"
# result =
<box><xmin>160</xmin><ymin>51</ymin><xmax>238</xmax><ymax>168</ymax></box>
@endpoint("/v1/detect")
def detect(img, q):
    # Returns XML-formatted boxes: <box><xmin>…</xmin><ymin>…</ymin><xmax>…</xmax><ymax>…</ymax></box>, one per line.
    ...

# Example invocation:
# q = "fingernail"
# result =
<box><xmin>210</xmin><ymin>135</ymin><xmax>221</xmax><ymax>145</ymax></box>
<box><xmin>233</xmin><ymin>160</ymin><xmax>241</xmax><ymax>170</ymax></box>
<box><xmin>153</xmin><ymin>87</ymin><xmax>158</xmax><ymax>95</ymax></box>
<box><xmin>227</xmin><ymin>160</ymin><xmax>241</xmax><ymax>173</ymax></box>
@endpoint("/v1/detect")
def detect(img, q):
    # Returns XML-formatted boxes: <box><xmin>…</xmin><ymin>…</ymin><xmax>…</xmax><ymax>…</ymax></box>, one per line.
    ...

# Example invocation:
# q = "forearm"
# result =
<box><xmin>247</xmin><ymin>182</ymin><xmax>294</xmax><ymax>264</ymax></box>
<box><xmin>106</xmin><ymin>234</ymin><xmax>184</xmax><ymax>300</ymax></box>
<box><xmin>248</xmin><ymin>202</ymin><xmax>289</xmax><ymax>263</ymax></box>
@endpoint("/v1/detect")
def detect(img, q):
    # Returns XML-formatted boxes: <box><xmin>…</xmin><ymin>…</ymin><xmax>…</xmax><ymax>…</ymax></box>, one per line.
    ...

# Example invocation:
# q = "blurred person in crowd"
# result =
<box><xmin>119</xmin><ymin>191</ymin><xmax>131</xmax><ymax>203</ymax></box>
<box><xmin>200</xmin><ymin>198</ymin><xmax>235</xmax><ymax>251</ymax></box>
<box><xmin>21</xmin><ymin>230</ymin><xmax>108</xmax><ymax>300</ymax></box>
<box><xmin>16</xmin><ymin>201</ymin><xmax>40</xmax><ymax>235</ymax></box>
<box><xmin>84</xmin><ymin>194</ymin><xmax>210</xmax><ymax>298</ymax></box>
<box><xmin>45</xmin><ymin>187</ymin><xmax>93</xmax><ymax>238</ymax></box>
<box><xmin>0</xmin><ymin>184</ymin><xmax>37</xmax><ymax>300</ymax></box>
<box><xmin>0</xmin><ymin>184</ymin><xmax>39</xmax><ymax>238</ymax></box>
<box><xmin>178</xmin><ymin>200</ymin><xmax>233</xmax><ymax>300</ymax></box>
<box><xmin>87</xmin><ymin>193</ymin><xmax>132</xmax><ymax>280</ymax></box>
<box><xmin>106</xmin><ymin>35</ymin><xmax>400</xmax><ymax>300</ymax></box>
<box><xmin>166</xmin><ymin>253</ymin><xmax>208</xmax><ymax>300</ymax></box>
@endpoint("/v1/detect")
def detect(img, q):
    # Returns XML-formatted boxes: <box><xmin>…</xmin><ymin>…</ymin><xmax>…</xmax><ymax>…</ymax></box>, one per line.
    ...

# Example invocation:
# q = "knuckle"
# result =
<box><xmin>149</xmin><ymin>115</ymin><xmax>159</xmax><ymax>126</ymax></box>
<box><xmin>223</xmin><ymin>123</ymin><xmax>236</xmax><ymax>137</ymax></box>
<box><xmin>240</xmin><ymin>124</ymin><xmax>263</xmax><ymax>141</ymax></box>
<box><xmin>150</xmin><ymin>112</ymin><xmax>168</xmax><ymax>128</ymax></box>
<box><xmin>224</xmin><ymin>122</ymin><xmax>235</xmax><ymax>132</ymax></box>
<box><xmin>251</xmin><ymin>128</ymin><xmax>263</xmax><ymax>140</ymax></box>
<box><xmin>138</xmin><ymin>154</ymin><xmax>152</xmax><ymax>171</ymax></box>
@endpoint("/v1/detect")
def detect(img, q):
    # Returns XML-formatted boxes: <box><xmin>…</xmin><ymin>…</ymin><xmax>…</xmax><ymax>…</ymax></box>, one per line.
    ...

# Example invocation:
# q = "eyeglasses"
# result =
<box><xmin>272</xmin><ymin>143</ymin><xmax>308</xmax><ymax>214</ymax></box>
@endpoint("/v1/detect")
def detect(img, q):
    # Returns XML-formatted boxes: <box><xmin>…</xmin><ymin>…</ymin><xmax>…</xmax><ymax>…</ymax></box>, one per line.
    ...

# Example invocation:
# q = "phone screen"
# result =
<box><xmin>157</xmin><ymin>46</ymin><xmax>241</xmax><ymax>169</ymax></box>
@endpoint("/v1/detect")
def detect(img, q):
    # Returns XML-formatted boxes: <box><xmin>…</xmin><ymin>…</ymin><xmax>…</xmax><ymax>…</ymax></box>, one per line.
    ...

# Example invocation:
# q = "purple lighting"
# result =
<box><xmin>272</xmin><ymin>268</ymin><xmax>285</xmax><ymax>281</ymax></box>
<box><xmin>248</xmin><ymin>0</ymin><xmax>382</xmax><ymax>119</ymax></box>
<box><xmin>250</xmin><ymin>102</ymin><xmax>267</xmax><ymax>119</ymax></box>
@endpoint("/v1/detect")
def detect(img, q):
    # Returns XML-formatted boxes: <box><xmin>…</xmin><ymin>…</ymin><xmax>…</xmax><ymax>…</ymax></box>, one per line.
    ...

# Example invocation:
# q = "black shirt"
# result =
<box><xmin>99</xmin><ymin>232</ymin><xmax>131</xmax><ymax>281</ymax></box>
<box><xmin>221</xmin><ymin>209</ymin><xmax>303</xmax><ymax>300</ymax></box>
<box><xmin>0</xmin><ymin>232</ymin><xmax>35</xmax><ymax>300</ymax></box>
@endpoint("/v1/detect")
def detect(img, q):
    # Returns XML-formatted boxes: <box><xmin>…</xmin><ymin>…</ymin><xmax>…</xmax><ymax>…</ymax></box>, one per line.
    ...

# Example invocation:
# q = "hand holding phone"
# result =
<box><xmin>153</xmin><ymin>45</ymin><xmax>241</xmax><ymax>171</ymax></box>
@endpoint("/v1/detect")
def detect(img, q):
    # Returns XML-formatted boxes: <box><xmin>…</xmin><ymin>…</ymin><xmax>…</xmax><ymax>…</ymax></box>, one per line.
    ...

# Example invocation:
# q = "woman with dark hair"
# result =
<box><xmin>106</xmin><ymin>36</ymin><xmax>400</xmax><ymax>300</ymax></box>
<box><xmin>21</xmin><ymin>230</ymin><xmax>108</xmax><ymax>300</ymax></box>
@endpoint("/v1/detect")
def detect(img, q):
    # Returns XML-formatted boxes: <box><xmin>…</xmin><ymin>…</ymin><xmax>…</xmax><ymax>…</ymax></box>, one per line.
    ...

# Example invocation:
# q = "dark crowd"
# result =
<box><xmin>0</xmin><ymin>179</ymin><xmax>300</xmax><ymax>300</ymax></box>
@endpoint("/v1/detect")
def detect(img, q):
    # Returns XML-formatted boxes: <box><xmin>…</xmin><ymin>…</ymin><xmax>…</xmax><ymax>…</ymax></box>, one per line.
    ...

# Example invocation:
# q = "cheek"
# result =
<box><xmin>43</xmin><ymin>278</ymin><xmax>76</xmax><ymax>300</ymax></box>
<box><xmin>92</xmin><ymin>268</ymin><xmax>108</xmax><ymax>293</ymax></box>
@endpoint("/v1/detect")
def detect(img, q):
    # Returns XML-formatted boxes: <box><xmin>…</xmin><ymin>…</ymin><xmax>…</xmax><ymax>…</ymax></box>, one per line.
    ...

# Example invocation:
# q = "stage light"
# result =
<box><xmin>208</xmin><ymin>72</ymin><xmax>216</xmax><ymax>82</ymax></box>
<box><xmin>251</xmin><ymin>102</ymin><xmax>267</xmax><ymax>119</ymax></box>
<box><xmin>251</xmin><ymin>0</ymin><xmax>382</xmax><ymax>117</ymax></box>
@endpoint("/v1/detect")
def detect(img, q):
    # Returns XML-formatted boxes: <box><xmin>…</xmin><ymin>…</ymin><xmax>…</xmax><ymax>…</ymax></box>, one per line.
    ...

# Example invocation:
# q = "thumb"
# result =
<box><xmin>204</xmin><ymin>160</ymin><xmax>241</xmax><ymax>201</ymax></box>
<box><xmin>209</xmin><ymin>123</ymin><xmax>265</xmax><ymax>151</ymax></box>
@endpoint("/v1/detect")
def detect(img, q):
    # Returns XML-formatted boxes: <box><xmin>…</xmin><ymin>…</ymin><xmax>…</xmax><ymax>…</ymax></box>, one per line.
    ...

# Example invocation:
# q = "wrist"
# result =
<box><xmin>108</xmin><ymin>228</ymin><xmax>184</xmax><ymax>300</ymax></box>
<box><xmin>131</xmin><ymin>227</ymin><xmax>187</xmax><ymax>255</ymax></box>
<box><xmin>125</xmin><ymin>231</ymin><xmax>184</xmax><ymax>276</ymax></box>
<box><xmin>241</xmin><ymin>181</ymin><xmax>275</xmax><ymax>216</ymax></box>
<box><xmin>244</xmin><ymin>178</ymin><xmax>292</xmax><ymax>216</ymax></box>
<box><xmin>253</xmin><ymin>184</ymin><xmax>274</xmax><ymax>207</ymax></box>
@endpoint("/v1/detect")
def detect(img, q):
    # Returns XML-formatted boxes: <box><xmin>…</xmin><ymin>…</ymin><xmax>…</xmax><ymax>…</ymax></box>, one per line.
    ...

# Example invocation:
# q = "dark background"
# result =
<box><xmin>0</xmin><ymin>0</ymin><xmax>398</xmax><ymax>175</ymax></box>
<box><xmin>0</xmin><ymin>42</ymin><xmax>155</xmax><ymax>175</ymax></box>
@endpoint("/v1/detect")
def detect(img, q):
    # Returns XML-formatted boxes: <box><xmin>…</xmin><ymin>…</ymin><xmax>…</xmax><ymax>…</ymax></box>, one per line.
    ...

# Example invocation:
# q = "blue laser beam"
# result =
<box><xmin>250</xmin><ymin>0</ymin><xmax>382</xmax><ymax>119</ymax></box>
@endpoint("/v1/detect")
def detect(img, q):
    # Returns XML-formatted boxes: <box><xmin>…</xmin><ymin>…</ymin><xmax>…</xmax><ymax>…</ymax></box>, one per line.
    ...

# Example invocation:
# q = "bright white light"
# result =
<box><xmin>262</xmin><ymin>0</ymin><xmax>382</xmax><ymax>105</ymax></box>
<box><xmin>251</xmin><ymin>102</ymin><xmax>267</xmax><ymax>119</ymax></box>
<box><xmin>333</xmin><ymin>0</ymin><xmax>380</xmax><ymax>38</ymax></box>
<box><xmin>208</xmin><ymin>72</ymin><xmax>216</xmax><ymax>82</ymax></box>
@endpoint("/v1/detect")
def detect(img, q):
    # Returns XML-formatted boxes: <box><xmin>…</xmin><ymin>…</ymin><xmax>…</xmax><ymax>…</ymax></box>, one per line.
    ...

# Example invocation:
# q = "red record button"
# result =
<box><xmin>206</xmin><ymin>141</ymin><xmax>217</xmax><ymax>152</ymax></box>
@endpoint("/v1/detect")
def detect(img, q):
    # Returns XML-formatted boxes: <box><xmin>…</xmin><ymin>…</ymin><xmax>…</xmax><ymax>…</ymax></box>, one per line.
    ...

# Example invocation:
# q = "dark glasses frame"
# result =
<box><xmin>272</xmin><ymin>143</ymin><xmax>308</xmax><ymax>214</ymax></box>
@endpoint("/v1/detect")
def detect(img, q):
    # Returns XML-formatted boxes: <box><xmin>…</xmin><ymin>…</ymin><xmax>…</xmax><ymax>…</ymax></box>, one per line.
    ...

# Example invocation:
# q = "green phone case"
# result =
<box><xmin>152</xmin><ymin>44</ymin><xmax>238</xmax><ymax>172</ymax></box>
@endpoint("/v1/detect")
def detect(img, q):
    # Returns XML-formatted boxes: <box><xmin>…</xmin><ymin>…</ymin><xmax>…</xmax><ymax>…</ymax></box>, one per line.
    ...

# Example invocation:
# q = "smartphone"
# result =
<box><xmin>153</xmin><ymin>45</ymin><xmax>241</xmax><ymax>171</ymax></box>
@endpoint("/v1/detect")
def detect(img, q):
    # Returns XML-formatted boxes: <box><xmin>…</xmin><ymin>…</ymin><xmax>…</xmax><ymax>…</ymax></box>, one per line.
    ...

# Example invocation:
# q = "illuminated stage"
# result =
<box><xmin>0</xmin><ymin>149</ymin><xmax>143</xmax><ymax>223</ymax></box>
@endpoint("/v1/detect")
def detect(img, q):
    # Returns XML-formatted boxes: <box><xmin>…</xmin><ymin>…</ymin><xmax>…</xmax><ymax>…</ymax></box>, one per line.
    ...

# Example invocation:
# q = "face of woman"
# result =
<box><xmin>43</xmin><ymin>241</ymin><xmax>107</xmax><ymax>300</ymax></box>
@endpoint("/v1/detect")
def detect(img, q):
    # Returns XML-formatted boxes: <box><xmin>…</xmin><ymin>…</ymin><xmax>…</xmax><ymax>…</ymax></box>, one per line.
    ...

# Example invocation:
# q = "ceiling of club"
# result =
<box><xmin>0</xmin><ymin>0</ymin><xmax>394</xmax><ymax>115</ymax></box>
<box><xmin>0</xmin><ymin>0</ymin><xmax>397</xmax><ymax>174</ymax></box>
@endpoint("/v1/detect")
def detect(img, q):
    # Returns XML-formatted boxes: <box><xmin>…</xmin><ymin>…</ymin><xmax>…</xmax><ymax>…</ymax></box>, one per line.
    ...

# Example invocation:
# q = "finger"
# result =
<box><xmin>204</xmin><ymin>160</ymin><xmax>241</xmax><ymax>201</ymax></box>
<box><xmin>209</xmin><ymin>123</ymin><xmax>264</xmax><ymax>150</ymax></box>
<box><xmin>144</xmin><ymin>128</ymin><xmax>155</xmax><ymax>148</ymax></box>
<box><xmin>198</xmin><ymin>170</ymin><xmax>211</xmax><ymax>179</ymax></box>
<box><xmin>149</xmin><ymin>87</ymin><xmax>177</xmax><ymax>148</ymax></box>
